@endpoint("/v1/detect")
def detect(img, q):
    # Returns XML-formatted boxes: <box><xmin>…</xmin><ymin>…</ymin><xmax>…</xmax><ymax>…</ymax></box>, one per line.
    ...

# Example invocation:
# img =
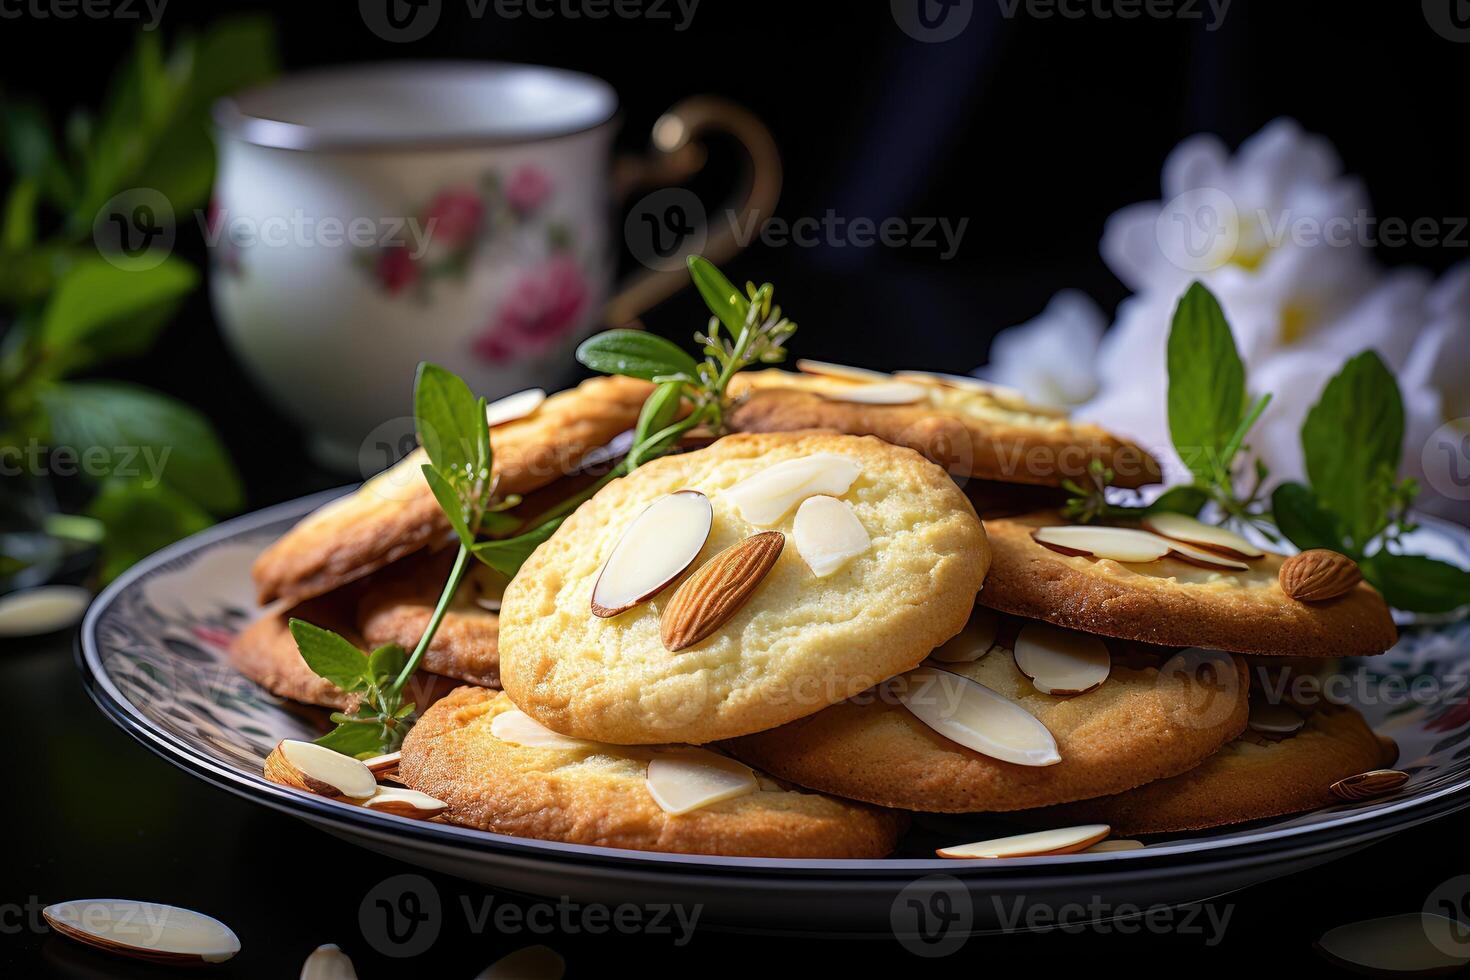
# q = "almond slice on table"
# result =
<box><xmin>265</xmin><ymin>739</ymin><xmax>378</xmax><ymax>800</ymax></box>
<box><xmin>795</xmin><ymin>359</ymin><xmax>891</xmax><ymax>383</ymax></box>
<box><xmin>490</xmin><ymin>709</ymin><xmax>599</xmax><ymax>751</ymax></box>
<box><xmin>361</xmin><ymin>786</ymin><xmax>449</xmax><ymax>820</ymax></box>
<box><xmin>930</xmin><ymin>608</ymin><xmax>999</xmax><ymax>664</ymax></box>
<box><xmin>723</xmin><ymin>454</ymin><xmax>862</xmax><ymax>526</ymax></box>
<box><xmin>1247</xmin><ymin>701</ymin><xmax>1305</xmax><ymax>736</ymax></box>
<box><xmin>476</xmin><ymin>945</ymin><xmax>567</xmax><ymax>980</ymax></box>
<box><xmin>1330</xmin><ymin>769</ymin><xmax>1409</xmax><ymax>802</ymax></box>
<box><xmin>301</xmin><ymin>943</ymin><xmax>359</xmax><ymax>980</ymax></box>
<box><xmin>793</xmin><ymin>495</ymin><xmax>870</xmax><ymax>576</ymax></box>
<box><xmin>1013</xmin><ymin>623</ymin><xmax>1111</xmax><ymax>696</ymax></box>
<box><xmin>1316</xmin><ymin>914</ymin><xmax>1470</xmax><ymax>976</ymax></box>
<box><xmin>896</xmin><ymin>666</ymin><xmax>1061</xmax><ymax>766</ymax></box>
<box><xmin>819</xmin><ymin>381</ymin><xmax>929</xmax><ymax>405</ymax></box>
<box><xmin>591</xmin><ymin>490</ymin><xmax>713</xmax><ymax>617</ymax></box>
<box><xmin>485</xmin><ymin>388</ymin><xmax>547</xmax><ymax>427</ymax></box>
<box><xmin>662</xmin><ymin>532</ymin><xmax>784</xmax><ymax>651</ymax></box>
<box><xmin>1141</xmin><ymin>512</ymin><xmax>1265</xmax><ymax>559</ymax></box>
<box><xmin>1082</xmin><ymin>839</ymin><xmax>1146</xmax><ymax>853</ymax></box>
<box><xmin>1032</xmin><ymin>526</ymin><xmax>1172</xmax><ymax>563</ymax></box>
<box><xmin>936</xmin><ymin>824</ymin><xmax>1111</xmax><ymax>859</ymax></box>
<box><xmin>43</xmin><ymin>900</ymin><xmax>240</xmax><ymax>964</ymax></box>
<box><xmin>645</xmin><ymin>749</ymin><xmax>759</xmax><ymax>815</ymax></box>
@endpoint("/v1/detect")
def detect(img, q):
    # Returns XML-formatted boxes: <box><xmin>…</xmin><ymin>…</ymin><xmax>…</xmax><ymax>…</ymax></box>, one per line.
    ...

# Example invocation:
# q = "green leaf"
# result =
<box><xmin>40</xmin><ymin>381</ymin><xmax>244</xmax><ymax>514</ymax></box>
<box><xmin>1166</xmin><ymin>282</ymin><xmax>1246</xmax><ymax>482</ymax></box>
<box><xmin>86</xmin><ymin>478</ymin><xmax>213</xmax><ymax>581</ymax></box>
<box><xmin>1271</xmin><ymin>482</ymin><xmax>1346</xmax><ymax>554</ymax></box>
<box><xmin>367</xmin><ymin>644</ymin><xmax>407</xmax><ymax>688</ymax></box>
<box><xmin>687</xmin><ymin>255</ymin><xmax>750</xmax><ymax>336</ymax></box>
<box><xmin>473</xmin><ymin>518</ymin><xmax>564</xmax><ymax>578</ymax></box>
<box><xmin>1144</xmin><ymin>485</ymin><xmax>1210</xmax><ymax>517</ymax></box>
<box><xmin>635</xmin><ymin>381</ymin><xmax>684</xmax><ymax>447</ymax></box>
<box><xmin>1362</xmin><ymin>552</ymin><xmax>1470</xmax><ymax>614</ymax></box>
<box><xmin>423</xmin><ymin>464</ymin><xmax>473</xmax><ymax>548</ymax></box>
<box><xmin>3</xmin><ymin>178</ymin><xmax>39</xmax><ymax>250</ymax></box>
<box><xmin>314</xmin><ymin>718</ymin><xmax>388</xmax><ymax>758</ymax></box>
<box><xmin>1302</xmin><ymin>351</ymin><xmax>1405</xmax><ymax>548</ymax></box>
<box><xmin>576</xmin><ymin>329</ymin><xmax>699</xmax><ymax>382</ymax></box>
<box><xmin>288</xmin><ymin>620</ymin><xmax>369</xmax><ymax>692</ymax></box>
<box><xmin>414</xmin><ymin>362</ymin><xmax>487</xmax><ymax>487</ymax></box>
<box><xmin>38</xmin><ymin>257</ymin><xmax>197</xmax><ymax>356</ymax></box>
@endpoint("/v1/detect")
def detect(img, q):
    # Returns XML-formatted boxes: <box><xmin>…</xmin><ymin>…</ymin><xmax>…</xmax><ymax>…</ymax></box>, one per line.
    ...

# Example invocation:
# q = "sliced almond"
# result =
<box><xmin>1248</xmin><ymin>701</ymin><xmax>1305</xmax><ymax>737</ymax></box>
<box><xmin>264</xmin><ymin>739</ymin><xmax>378</xmax><ymax>800</ymax></box>
<box><xmin>937</xmin><ymin>824</ymin><xmax>1111</xmax><ymax>859</ymax></box>
<box><xmin>43</xmin><ymin>900</ymin><xmax>240</xmax><ymax>964</ymax></box>
<box><xmin>820</xmin><ymin>381</ymin><xmax>929</xmax><ymax>405</ymax></box>
<box><xmin>301</xmin><ymin>943</ymin><xmax>359</xmax><ymax>980</ymax></box>
<box><xmin>645</xmin><ymin>749</ymin><xmax>758</xmax><ymax>815</ymax></box>
<box><xmin>894</xmin><ymin>370</ymin><xmax>1067</xmax><ymax>415</ymax></box>
<box><xmin>1316</xmin><ymin>914</ymin><xmax>1470</xmax><ymax>975</ymax></box>
<box><xmin>361</xmin><ymin>786</ymin><xmax>449</xmax><ymax>820</ymax></box>
<box><xmin>1162</xmin><ymin>539</ymin><xmax>1251</xmax><ymax>571</ymax></box>
<box><xmin>591</xmin><ymin>490</ymin><xmax>712</xmax><ymax>617</ymax></box>
<box><xmin>1082</xmin><ymin>839</ymin><xmax>1145</xmax><ymax>853</ymax></box>
<box><xmin>485</xmin><ymin>388</ymin><xmax>547</xmax><ymax>427</ymax></box>
<box><xmin>896</xmin><ymin>665</ymin><xmax>1061</xmax><ymax>766</ymax></box>
<box><xmin>1013</xmin><ymin>623</ymin><xmax>1111</xmax><ymax>696</ymax></box>
<box><xmin>490</xmin><ymin>709</ymin><xmax>598</xmax><ymax>751</ymax></box>
<box><xmin>1032</xmin><ymin>526</ymin><xmax>1172</xmax><ymax>563</ymax></box>
<box><xmin>1141</xmin><ymin>512</ymin><xmax>1265</xmax><ymax>559</ymax></box>
<box><xmin>1330</xmin><ymin>769</ymin><xmax>1409</xmax><ymax>802</ymax></box>
<box><xmin>661</xmin><ymin>531</ymin><xmax>784</xmax><ymax>651</ymax></box>
<box><xmin>793</xmin><ymin>495</ymin><xmax>870</xmax><ymax>576</ymax></box>
<box><xmin>796</xmin><ymin>359</ymin><xmax>891</xmax><ymax>383</ymax></box>
<box><xmin>930</xmin><ymin>608</ymin><xmax>999</xmax><ymax>663</ymax></box>
<box><xmin>362</xmin><ymin>751</ymin><xmax>401</xmax><ymax>778</ymax></box>
<box><xmin>476</xmin><ymin>945</ymin><xmax>567</xmax><ymax>980</ymax></box>
<box><xmin>723</xmin><ymin>454</ymin><xmax>861</xmax><ymax>526</ymax></box>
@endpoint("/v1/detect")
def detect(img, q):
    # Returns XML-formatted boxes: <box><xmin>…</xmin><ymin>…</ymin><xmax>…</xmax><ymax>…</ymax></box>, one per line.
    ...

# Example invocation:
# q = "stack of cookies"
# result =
<box><xmin>239</xmin><ymin>363</ymin><xmax>1401</xmax><ymax>859</ymax></box>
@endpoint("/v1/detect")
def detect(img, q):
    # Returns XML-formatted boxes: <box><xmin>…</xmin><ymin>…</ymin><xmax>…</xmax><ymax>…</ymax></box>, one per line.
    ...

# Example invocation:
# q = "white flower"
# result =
<box><xmin>974</xmin><ymin>290</ymin><xmax>1104</xmax><ymax>409</ymax></box>
<box><xmin>1402</xmin><ymin>262</ymin><xmax>1470</xmax><ymax>521</ymax></box>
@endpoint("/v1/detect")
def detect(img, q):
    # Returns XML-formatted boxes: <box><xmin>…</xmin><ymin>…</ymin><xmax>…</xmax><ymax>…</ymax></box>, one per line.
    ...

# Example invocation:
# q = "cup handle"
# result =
<box><xmin>603</xmin><ymin>96</ymin><xmax>782</xmax><ymax>326</ymax></box>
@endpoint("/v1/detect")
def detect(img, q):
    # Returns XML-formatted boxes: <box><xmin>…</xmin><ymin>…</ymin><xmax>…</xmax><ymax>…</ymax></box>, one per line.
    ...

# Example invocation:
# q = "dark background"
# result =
<box><xmin>3</xmin><ymin>1</ymin><xmax>1468</xmax><ymax>975</ymax></box>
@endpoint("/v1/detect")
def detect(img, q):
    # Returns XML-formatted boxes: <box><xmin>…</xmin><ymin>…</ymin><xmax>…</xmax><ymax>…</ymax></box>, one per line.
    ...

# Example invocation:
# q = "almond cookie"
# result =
<box><xmin>229</xmin><ymin>591</ymin><xmax>368</xmax><ymax>711</ymax></box>
<box><xmin>726</xmin><ymin>615</ymin><xmax>1249</xmax><ymax>812</ymax></box>
<box><xmin>498</xmin><ymin>431</ymin><xmax>991</xmax><ymax>745</ymax></box>
<box><xmin>726</xmin><ymin>366</ymin><xmax>1160</xmax><ymax>488</ymax></box>
<box><xmin>252</xmin><ymin>376</ymin><xmax>651</xmax><ymax>605</ymax></box>
<box><xmin>399</xmin><ymin>687</ymin><xmax>904</xmax><ymax>858</ymax></box>
<box><xmin>979</xmin><ymin>512</ymin><xmax>1397</xmax><ymax>657</ymax></box>
<box><xmin>1029</xmin><ymin>703</ymin><xmax>1397</xmax><ymax>833</ymax></box>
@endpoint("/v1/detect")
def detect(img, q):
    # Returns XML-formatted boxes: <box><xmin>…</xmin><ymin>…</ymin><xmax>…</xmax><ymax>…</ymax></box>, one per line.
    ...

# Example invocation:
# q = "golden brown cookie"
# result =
<box><xmin>498</xmin><ymin>431</ymin><xmax>991</xmax><ymax>745</ymax></box>
<box><xmin>1029</xmin><ymin>703</ymin><xmax>1397</xmax><ymax>833</ymax></box>
<box><xmin>979</xmin><ymin>512</ymin><xmax>1397</xmax><ymax>657</ymax></box>
<box><xmin>726</xmin><ymin>368</ymin><xmax>1160</xmax><ymax>488</ymax></box>
<box><xmin>252</xmin><ymin>376</ymin><xmax>651</xmax><ymax>605</ymax></box>
<box><xmin>399</xmin><ymin>687</ymin><xmax>905</xmax><ymax>858</ymax></box>
<box><xmin>725</xmin><ymin>626</ymin><xmax>1249</xmax><ymax>812</ymax></box>
<box><xmin>229</xmin><ymin>590</ymin><xmax>369</xmax><ymax>711</ymax></box>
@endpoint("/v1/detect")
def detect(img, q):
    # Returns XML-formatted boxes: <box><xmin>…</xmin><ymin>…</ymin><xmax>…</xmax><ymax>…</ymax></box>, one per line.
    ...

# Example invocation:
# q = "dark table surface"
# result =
<box><xmin>4</xmin><ymin>627</ymin><xmax>1468</xmax><ymax>977</ymax></box>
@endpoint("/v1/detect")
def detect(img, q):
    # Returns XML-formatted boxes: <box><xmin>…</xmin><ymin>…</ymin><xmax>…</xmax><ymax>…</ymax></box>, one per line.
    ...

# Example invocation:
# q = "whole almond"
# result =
<box><xmin>1330</xmin><ymin>768</ymin><xmax>1408</xmax><ymax>802</ymax></box>
<box><xmin>661</xmin><ymin>531</ymin><xmax>784</xmax><ymax>652</ymax></box>
<box><xmin>1279</xmin><ymin>549</ymin><xmax>1362</xmax><ymax>602</ymax></box>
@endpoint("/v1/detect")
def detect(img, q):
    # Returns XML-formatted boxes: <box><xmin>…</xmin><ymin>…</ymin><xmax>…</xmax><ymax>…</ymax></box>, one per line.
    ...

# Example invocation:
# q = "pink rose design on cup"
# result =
<box><xmin>375</xmin><ymin>245</ymin><xmax>420</xmax><ymax>294</ymax></box>
<box><xmin>473</xmin><ymin>254</ymin><xmax>589</xmax><ymax>364</ymax></box>
<box><xmin>421</xmin><ymin>185</ymin><xmax>486</xmax><ymax>249</ymax></box>
<box><xmin>505</xmin><ymin>165</ymin><xmax>553</xmax><ymax>216</ymax></box>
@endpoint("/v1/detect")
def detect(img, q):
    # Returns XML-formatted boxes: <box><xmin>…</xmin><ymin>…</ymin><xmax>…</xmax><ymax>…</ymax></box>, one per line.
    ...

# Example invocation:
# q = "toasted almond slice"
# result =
<box><xmin>796</xmin><ymin>359</ymin><xmax>891</xmax><ymax>383</ymax></box>
<box><xmin>896</xmin><ymin>666</ymin><xmax>1061</xmax><ymax>766</ymax></box>
<box><xmin>490</xmin><ymin>709</ymin><xmax>599</xmax><ymax>751</ymax></box>
<box><xmin>485</xmin><ymin>388</ymin><xmax>547</xmax><ymax>427</ymax></box>
<box><xmin>793</xmin><ymin>495</ymin><xmax>870</xmax><ymax>577</ymax></box>
<box><xmin>362</xmin><ymin>751</ymin><xmax>402</xmax><ymax>778</ymax></box>
<box><xmin>591</xmin><ymin>490</ymin><xmax>712</xmax><ymax>617</ymax></box>
<box><xmin>645</xmin><ymin>749</ymin><xmax>759</xmax><ymax>815</ymax></box>
<box><xmin>820</xmin><ymin>381</ymin><xmax>929</xmax><ymax>405</ymax></box>
<box><xmin>723</xmin><ymin>453</ymin><xmax>862</xmax><ymax>526</ymax></box>
<box><xmin>43</xmin><ymin>900</ymin><xmax>240</xmax><ymax>964</ymax></box>
<box><xmin>301</xmin><ymin>943</ymin><xmax>359</xmax><ymax>980</ymax></box>
<box><xmin>1316</xmin><ymin>914</ymin><xmax>1470</xmax><ymax>975</ymax></box>
<box><xmin>1163</xmin><ymin>539</ymin><xmax>1251</xmax><ymax>571</ymax></box>
<box><xmin>476</xmin><ymin>945</ymin><xmax>567</xmax><ymax>980</ymax></box>
<box><xmin>361</xmin><ymin>786</ymin><xmax>449</xmax><ymax>820</ymax></box>
<box><xmin>265</xmin><ymin>739</ymin><xmax>378</xmax><ymax>800</ymax></box>
<box><xmin>1248</xmin><ymin>701</ymin><xmax>1305</xmax><ymax>736</ymax></box>
<box><xmin>893</xmin><ymin>370</ymin><xmax>1067</xmax><ymax>415</ymax></box>
<box><xmin>1013</xmin><ymin>623</ymin><xmax>1111</xmax><ymax>696</ymax></box>
<box><xmin>1141</xmin><ymin>512</ymin><xmax>1265</xmax><ymax>559</ymax></box>
<box><xmin>1032</xmin><ymin>526</ymin><xmax>1172</xmax><ymax>563</ymax></box>
<box><xmin>936</xmin><ymin>824</ymin><xmax>1111</xmax><ymax>859</ymax></box>
<box><xmin>930</xmin><ymin>608</ymin><xmax>999</xmax><ymax>663</ymax></box>
<box><xmin>1082</xmin><ymin>839</ymin><xmax>1146</xmax><ymax>853</ymax></box>
<box><xmin>661</xmin><ymin>531</ymin><xmax>784</xmax><ymax>651</ymax></box>
<box><xmin>1330</xmin><ymin>769</ymin><xmax>1409</xmax><ymax>802</ymax></box>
